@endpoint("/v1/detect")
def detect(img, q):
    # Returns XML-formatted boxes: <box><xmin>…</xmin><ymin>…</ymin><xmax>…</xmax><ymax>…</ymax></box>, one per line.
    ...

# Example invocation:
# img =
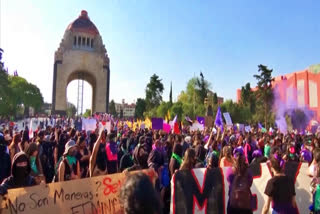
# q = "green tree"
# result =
<box><xmin>8</xmin><ymin>76</ymin><xmax>44</xmax><ymax>117</ymax></box>
<box><xmin>177</xmin><ymin>76</ymin><xmax>210</xmax><ymax>118</ymax></box>
<box><xmin>109</xmin><ymin>100</ymin><xmax>117</xmax><ymax>117</ymax></box>
<box><xmin>66</xmin><ymin>102</ymin><xmax>77</xmax><ymax>117</ymax></box>
<box><xmin>156</xmin><ymin>101</ymin><xmax>171</xmax><ymax>118</ymax></box>
<box><xmin>83</xmin><ymin>109</ymin><xmax>92</xmax><ymax>118</ymax></box>
<box><xmin>213</xmin><ymin>92</ymin><xmax>218</xmax><ymax>105</ymax></box>
<box><xmin>196</xmin><ymin>72</ymin><xmax>211</xmax><ymax>104</ymax></box>
<box><xmin>143</xmin><ymin>107</ymin><xmax>157</xmax><ymax>119</ymax></box>
<box><xmin>254</xmin><ymin>65</ymin><xmax>274</xmax><ymax>127</ymax></box>
<box><xmin>145</xmin><ymin>74</ymin><xmax>164</xmax><ymax>110</ymax></box>
<box><xmin>170</xmin><ymin>101</ymin><xmax>184</xmax><ymax>120</ymax></box>
<box><xmin>240</xmin><ymin>82</ymin><xmax>256</xmax><ymax>113</ymax></box>
<box><xmin>0</xmin><ymin>69</ymin><xmax>11</xmax><ymax>117</ymax></box>
<box><xmin>134</xmin><ymin>98</ymin><xmax>146</xmax><ymax>119</ymax></box>
<box><xmin>220</xmin><ymin>100</ymin><xmax>251</xmax><ymax>124</ymax></box>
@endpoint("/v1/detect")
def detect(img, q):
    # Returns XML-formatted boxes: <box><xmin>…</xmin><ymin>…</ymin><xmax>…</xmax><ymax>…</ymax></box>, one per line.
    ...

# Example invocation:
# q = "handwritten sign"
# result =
<box><xmin>0</xmin><ymin>169</ymin><xmax>156</xmax><ymax>214</ymax></box>
<box><xmin>223</xmin><ymin>112</ymin><xmax>233</xmax><ymax>126</ymax></box>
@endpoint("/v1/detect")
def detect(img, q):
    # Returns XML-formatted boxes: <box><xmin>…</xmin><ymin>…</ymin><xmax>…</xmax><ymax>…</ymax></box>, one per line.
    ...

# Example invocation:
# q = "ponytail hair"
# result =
<box><xmin>270</xmin><ymin>153</ymin><xmax>284</xmax><ymax>173</ymax></box>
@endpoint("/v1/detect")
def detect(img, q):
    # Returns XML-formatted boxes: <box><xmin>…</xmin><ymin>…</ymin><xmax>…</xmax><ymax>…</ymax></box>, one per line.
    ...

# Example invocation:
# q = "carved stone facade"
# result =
<box><xmin>52</xmin><ymin>10</ymin><xmax>110</xmax><ymax>114</ymax></box>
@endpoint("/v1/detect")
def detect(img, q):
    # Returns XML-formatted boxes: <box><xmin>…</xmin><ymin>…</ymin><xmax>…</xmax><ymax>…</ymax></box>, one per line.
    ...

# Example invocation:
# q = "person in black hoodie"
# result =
<box><xmin>0</xmin><ymin>133</ymin><xmax>11</xmax><ymax>183</ymax></box>
<box><xmin>0</xmin><ymin>152</ymin><xmax>36</xmax><ymax>195</ymax></box>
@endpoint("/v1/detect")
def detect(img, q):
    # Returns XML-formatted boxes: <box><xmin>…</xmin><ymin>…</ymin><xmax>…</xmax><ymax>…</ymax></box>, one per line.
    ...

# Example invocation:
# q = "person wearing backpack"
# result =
<box><xmin>227</xmin><ymin>147</ymin><xmax>253</xmax><ymax>214</ymax></box>
<box><xmin>57</xmin><ymin>140</ymin><xmax>80</xmax><ymax>182</ymax></box>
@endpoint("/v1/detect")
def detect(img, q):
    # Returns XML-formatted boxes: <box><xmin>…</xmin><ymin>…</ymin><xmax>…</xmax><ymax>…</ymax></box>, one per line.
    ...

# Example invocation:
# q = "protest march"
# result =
<box><xmin>0</xmin><ymin>112</ymin><xmax>318</xmax><ymax>214</ymax></box>
<box><xmin>1</xmin><ymin>2</ymin><xmax>320</xmax><ymax>214</ymax></box>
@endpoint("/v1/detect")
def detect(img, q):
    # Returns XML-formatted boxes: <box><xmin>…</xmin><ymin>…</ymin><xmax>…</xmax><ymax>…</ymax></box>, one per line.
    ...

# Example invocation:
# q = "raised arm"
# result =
<box><xmin>89</xmin><ymin>129</ymin><xmax>104</xmax><ymax>177</ymax></box>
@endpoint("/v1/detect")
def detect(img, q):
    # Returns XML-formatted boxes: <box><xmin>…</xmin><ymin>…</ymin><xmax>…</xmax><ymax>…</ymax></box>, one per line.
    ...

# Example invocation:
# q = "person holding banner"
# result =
<box><xmin>0</xmin><ymin>152</ymin><xmax>36</xmax><ymax>195</ymax></box>
<box><xmin>180</xmin><ymin>148</ymin><xmax>196</xmax><ymax>170</ymax></box>
<box><xmin>206</xmin><ymin>150</ymin><xmax>219</xmax><ymax>169</ymax></box>
<box><xmin>227</xmin><ymin>147</ymin><xmax>253</xmax><ymax>214</ymax></box>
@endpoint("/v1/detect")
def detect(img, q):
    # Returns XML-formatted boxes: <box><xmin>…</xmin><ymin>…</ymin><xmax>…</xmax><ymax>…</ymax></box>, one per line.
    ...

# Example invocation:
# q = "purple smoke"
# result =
<box><xmin>273</xmin><ymin>79</ymin><xmax>315</xmax><ymax>133</ymax></box>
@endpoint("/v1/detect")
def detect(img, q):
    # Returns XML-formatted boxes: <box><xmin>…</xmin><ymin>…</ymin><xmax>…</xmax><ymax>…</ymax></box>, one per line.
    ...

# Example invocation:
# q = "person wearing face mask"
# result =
<box><xmin>57</xmin><ymin>140</ymin><xmax>80</xmax><ymax>182</ymax></box>
<box><xmin>0</xmin><ymin>152</ymin><xmax>36</xmax><ymax>195</ymax></box>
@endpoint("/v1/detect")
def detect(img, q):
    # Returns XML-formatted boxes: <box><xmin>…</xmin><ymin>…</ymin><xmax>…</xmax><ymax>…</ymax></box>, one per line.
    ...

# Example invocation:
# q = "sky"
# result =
<box><xmin>1</xmin><ymin>0</ymin><xmax>320</xmax><ymax>113</ymax></box>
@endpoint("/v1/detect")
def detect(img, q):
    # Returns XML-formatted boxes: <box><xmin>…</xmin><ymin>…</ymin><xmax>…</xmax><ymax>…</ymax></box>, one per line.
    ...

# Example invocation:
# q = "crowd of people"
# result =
<box><xmin>0</xmin><ymin>117</ymin><xmax>319</xmax><ymax>214</ymax></box>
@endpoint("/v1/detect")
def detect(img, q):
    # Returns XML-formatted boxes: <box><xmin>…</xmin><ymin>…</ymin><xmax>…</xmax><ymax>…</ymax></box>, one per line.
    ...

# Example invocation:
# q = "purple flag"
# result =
<box><xmin>152</xmin><ymin>118</ymin><xmax>163</xmax><ymax>130</ymax></box>
<box><xmin>258</xmin><ymin>122</ymin><xmax>263</xmax><ymax>129</ymax></box>
<box><xmin>196</xmin><ymin>116</ymin><xmax>205</xmax><ymax>125</ymax></box>
<box><xmin>215</xmin><ymin>106</ymin><xmax>223</xmax><ymax>132</ymax></box>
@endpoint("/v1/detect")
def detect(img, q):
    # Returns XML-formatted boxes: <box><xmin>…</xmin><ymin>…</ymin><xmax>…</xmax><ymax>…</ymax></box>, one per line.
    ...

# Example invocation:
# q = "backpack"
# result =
<box><xmin>161</xmin><ymin>166</ymin><xmax>170</xmax><ymax>187</ymax></box>
<box><xmin>229</xmin><ymin>172</ymin><xmax>251</xmax><ymax>210</ymax></box>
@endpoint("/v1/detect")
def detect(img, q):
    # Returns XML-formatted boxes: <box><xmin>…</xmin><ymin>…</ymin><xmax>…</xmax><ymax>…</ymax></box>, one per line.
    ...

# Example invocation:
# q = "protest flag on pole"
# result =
<box><xmin>215</xmin><ymin>106</ymin><xmax>224</xmax><ymax>132</ymax></box>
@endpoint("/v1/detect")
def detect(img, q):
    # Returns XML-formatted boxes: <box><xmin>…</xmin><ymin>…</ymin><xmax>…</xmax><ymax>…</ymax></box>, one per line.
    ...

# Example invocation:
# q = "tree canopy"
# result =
<box><xmin>254</xmin><ymin>64</ymin><xmax>274</xmax><ymax>127</ymax></box>
<box><xmin>145</xmin><ymin>74</ymin><xmax>164</xmax><ymax>110</ymax></box>
<box><xmin>134</xmin><ymin>98</ymin><xmax>146</xmax><ymax>119</ymax></box>
<box><xmin>0</xmin><ymin>51</ymin><xmax>44</xmax><ymax>119</ymax></box>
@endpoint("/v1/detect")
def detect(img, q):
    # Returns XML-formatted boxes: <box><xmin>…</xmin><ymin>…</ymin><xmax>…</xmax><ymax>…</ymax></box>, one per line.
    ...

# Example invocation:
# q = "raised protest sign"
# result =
<box><xmin>82</xmin><ymin>118</ymin><xmax>97</xmax><ymax>131</ymax></box>
<box><xmin>223</xmin><ymin>112</ymin><xmax>233</xmax><ymax>126</ymax></box>
<box><xmin>170</xmin><ymin>162</ymin><xmax>311</xmax><ymax>214</ymax></box>
<box><xmin>204</xmin><ymin>116</ymin><xmax>213</xmax><ymax>128</ymax></box>
<box><xmin>190</xmin><ymin>122</ymin><xmax>204</xmax><ymax>131</ymax></box>
<box><xmin>0</xmin><ymin>169</ymin><xmax>157</xmax><ymax>214</ymax></box>
<box><xmin>151</xmin><ymin>118</ymin><xmax>163</xmax><ymax>130</ymax></box>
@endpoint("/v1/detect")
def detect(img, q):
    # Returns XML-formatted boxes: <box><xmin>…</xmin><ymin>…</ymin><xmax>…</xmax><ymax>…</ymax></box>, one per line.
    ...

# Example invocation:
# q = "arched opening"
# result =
<box><xmin>67</xmin><ymin>80</ymin><xmax>93</xmax><ymax>116</ymax></box>
<box><xmin>66</xmin><ymin>71</ymin><xmax>96</xmax><ymax>116</ymax></box>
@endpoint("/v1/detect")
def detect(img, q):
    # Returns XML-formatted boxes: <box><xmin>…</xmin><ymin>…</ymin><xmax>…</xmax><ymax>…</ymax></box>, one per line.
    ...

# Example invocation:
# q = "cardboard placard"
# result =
<box><xmin>0</xmin><ymin>169</ymin><xmax>157</xmax><ymax>214</ymax></box>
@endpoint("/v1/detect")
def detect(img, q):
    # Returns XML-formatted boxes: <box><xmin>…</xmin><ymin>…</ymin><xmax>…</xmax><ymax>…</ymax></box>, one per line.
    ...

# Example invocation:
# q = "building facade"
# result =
<box><xmin>237</xmin><ymin>64</ymin><xmax>320</xmax><ymax>120</ymax></box>
<box><xmin>115</xmin><ymin>99</ymin><xmax>136</xmax><ymax>118</ymax></box>
<box><xmin>52</xmin><ymin>10</ymin><xmax>110</xmax><ymax>115</ymax></box>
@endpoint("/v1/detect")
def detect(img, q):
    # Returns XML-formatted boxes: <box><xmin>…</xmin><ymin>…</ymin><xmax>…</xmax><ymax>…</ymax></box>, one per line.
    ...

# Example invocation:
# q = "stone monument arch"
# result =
<box><xmin>52</xmin><ymin>10</ymin><xmax>110</xmax><ymax>115</ymax></box>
